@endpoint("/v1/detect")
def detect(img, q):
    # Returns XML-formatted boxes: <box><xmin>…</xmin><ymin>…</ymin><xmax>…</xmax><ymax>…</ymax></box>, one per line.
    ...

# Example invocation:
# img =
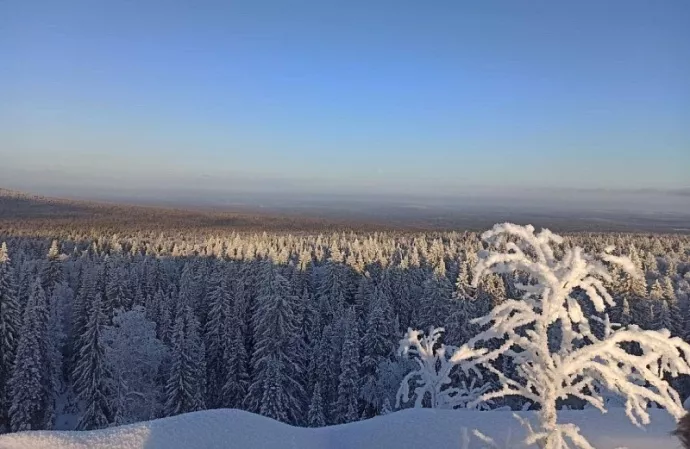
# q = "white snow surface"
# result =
<box><xmin>0</xmin><ymin>408</ymin><xmax>680</xmax><ymax>449</ymax></box>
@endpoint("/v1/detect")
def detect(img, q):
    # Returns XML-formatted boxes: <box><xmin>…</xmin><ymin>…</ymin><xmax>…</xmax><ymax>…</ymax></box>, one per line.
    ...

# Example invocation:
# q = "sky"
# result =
<box><xmin>1</xmin><ymin>0</ymin><xmax>689</xmax><ymax>199</ymax></box>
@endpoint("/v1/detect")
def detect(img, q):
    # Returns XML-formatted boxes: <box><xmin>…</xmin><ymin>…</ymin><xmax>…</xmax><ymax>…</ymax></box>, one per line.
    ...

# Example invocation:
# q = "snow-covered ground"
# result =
<box><xmin>0</xmin><ymin>408</ymin><xmax>680</xmax><ymax>449</ymax></box>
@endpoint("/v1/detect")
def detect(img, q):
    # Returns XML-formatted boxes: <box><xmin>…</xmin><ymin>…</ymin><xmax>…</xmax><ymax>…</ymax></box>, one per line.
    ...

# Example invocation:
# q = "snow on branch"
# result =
<box><xmin>463</xmin><ymin>223</ymin><xmax>690</xmax><ymax>449</ymax></box>
<box><xmin>396</xmin><ymin>327</ymin><xmax>487</xmax><ymax>410</ymax></box>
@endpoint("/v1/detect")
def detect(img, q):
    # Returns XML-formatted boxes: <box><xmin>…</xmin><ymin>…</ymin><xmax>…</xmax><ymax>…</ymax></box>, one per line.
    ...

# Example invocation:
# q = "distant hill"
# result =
<box><xmin>1</xmin><ymin>187</ymin><xmax>688</xmax><ymax>233</ymax></box>
<box><xmin>0</xmin><ymin>187</ymin><xmax>396</xmax><ymax>233</ymax></box>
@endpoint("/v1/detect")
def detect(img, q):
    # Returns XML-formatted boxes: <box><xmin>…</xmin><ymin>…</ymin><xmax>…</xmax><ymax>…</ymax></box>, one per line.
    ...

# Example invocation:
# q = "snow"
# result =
<box><xmin>0</xmin><ymin>407</ymin><xmax>680</xmax><ymax>449</ymax></box>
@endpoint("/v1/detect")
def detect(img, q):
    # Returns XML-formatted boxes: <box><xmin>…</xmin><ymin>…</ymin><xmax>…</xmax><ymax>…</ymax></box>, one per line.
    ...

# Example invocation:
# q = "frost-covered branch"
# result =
<box><xmin>396</xmin><ymin>327</ymin><xmax>486</xmax><ymax>410</ymax></box>
<box><xmin>461</xmin><ymin>223</ymin><xmax>690</xmax><ymax>449</ymax></box>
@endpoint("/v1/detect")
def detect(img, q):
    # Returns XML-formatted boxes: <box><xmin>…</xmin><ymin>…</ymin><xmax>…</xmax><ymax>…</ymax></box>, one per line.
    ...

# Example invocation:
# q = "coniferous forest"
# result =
<box><xmin>1</xmin><ymin>194</ymin><xmax>689</xmax><ymax>433</ymax></box>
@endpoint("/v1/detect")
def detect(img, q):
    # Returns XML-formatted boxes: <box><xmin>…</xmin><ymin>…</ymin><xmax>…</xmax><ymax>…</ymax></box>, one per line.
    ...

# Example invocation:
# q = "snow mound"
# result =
<box><xmin>0</xmin><ymin>408</ymin><xmax>680</xmax><ymax>449</ymax></box>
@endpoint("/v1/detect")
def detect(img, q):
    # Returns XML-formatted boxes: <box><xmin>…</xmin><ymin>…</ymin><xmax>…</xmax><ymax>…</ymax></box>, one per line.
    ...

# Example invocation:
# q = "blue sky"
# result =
<box><xmin>1</xmin><ymin>0</ymin><xmax>688</xmax><ymax>197</ymax></box>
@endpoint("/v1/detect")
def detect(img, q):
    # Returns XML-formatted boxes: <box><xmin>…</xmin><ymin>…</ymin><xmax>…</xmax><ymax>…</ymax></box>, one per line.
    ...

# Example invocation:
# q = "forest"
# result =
<box><xmin>1</xmin><ymin>201</ymin><xmax>689</xmax><ymax>435</ymax></box>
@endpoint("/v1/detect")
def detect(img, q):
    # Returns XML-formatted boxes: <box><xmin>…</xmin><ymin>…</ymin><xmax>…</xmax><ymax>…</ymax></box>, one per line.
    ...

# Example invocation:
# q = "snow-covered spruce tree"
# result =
<box><xmin>204</xmin><ymin>269</ymin><xmax>231</xmax><ymax>408</ymax></box>
<box><xmin>104</xmin><ymin>257</ymin><xmax>132</xmax><ymax>318</ymax></box>
<box><xmin>245</xmin><ymin>261</ymin><xmax>303</xmax><ymax>424</ymax></box>
<box><xmin>70</xmin><ymin>265</ymin><xmax>99</xmax><ymax>374</ymax></box>
<box><xmin>307</xmin><ymin>381</ymin><xmax>326</xmax><ymax>427</ymax></box>
<box><xmin>46</xmin><ymin>283</ymin><xmax>66</xmax><ymax>399</ymax></box>
<box><xmin>103</xmin><ymin>306</ymin><xmax>167</xmax><ymax>424</ymax></box>
<box><xmin>8</xmin><ymin>280</ymin><xmax>51</xmax><ymax>431</ymax></box>
<box><xmin>221</xmin><ymin>285</ymin><xmax>250</xmax><ymax>409</ymax></box>
<box><xmin>395</xmin><ymin>327</ymin><xmax>486</xmax><ymax>410</ymax></box>
<box><xmin>466</xmin><ymin>223</ymin><xmax>690</xmax><ymax>449</ymax></box>
<box><xmin>221</xmin><ymin>324</ymin><xmax>249</xmax><ymax>409</ymax></box>
<box><xmin>0</xmin><ymin>242</ymin><xmax>20</xmax><ymax>429</ymax></box>
<box><xmin>73</xmin><ymin>287</ymin><xmax>112</xmax><ymax>430</ymax></box>
<box><xmin>164</xmin><ymin>299</ymin><xmax>206</xmax><ymax>416</ymax></box>
<box><xmin>360</xmin><ymin>286</ymin><xmax>395</xmax><ymax>417</ymax></box>
<box><xmin>336</xmin><ymin>307</ymin><xmax>360</xmax><ymax>423</ymax></box>
<box><xmin>40</xmin><ymin>240</ymin><xmax>63</xmax><ymax>298</ymax></box>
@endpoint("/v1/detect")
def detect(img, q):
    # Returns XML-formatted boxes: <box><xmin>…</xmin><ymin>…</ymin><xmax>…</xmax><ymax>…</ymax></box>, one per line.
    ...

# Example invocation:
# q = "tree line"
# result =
<box><xmin>0</xmin><ymin>226</ymin><xmax>689</xmax><ymax>432</ymax></box>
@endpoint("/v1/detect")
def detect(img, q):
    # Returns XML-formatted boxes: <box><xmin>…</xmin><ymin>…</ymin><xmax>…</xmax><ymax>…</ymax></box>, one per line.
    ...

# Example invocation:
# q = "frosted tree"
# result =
<box><xmin>103</xmin><ymin>307</ymin><xmax>168</xmax><ymax>424</ymax></box>
<box><xmin>8</xmin><ymin>280</ymin><xmax>51</xmax><ymax>431</ymax></box>
<box><xmin>336</xmin><ymin>307</ymin><xmax>360</xmax><ymax>423</ymax></box>
<box><xmin>465</xmin><ymin>223</ymin><xmax>690</xmax><ymax>449</ymax></box>
<box><xmin>73</xmin><ymin>287</ymin><xmax>112</xmax><ymax>430</ymax></box>
<box><xmin>104</xmin><ymin>257</ymin><xmax>128</xmax><ymax>317</ymax></box>
<box><xmin>360</xmin><ymin>286</ymin><xmax>394</xmax><ymax>416</ymax></box>
<box><xmin>221</xmin><ymin>325</ymin><xmax>249</xmax><ymax>409</ymax></box>
<box><xmin>46</xmin><ymin>284</ymin><xmax>66</xmax><ymax>398</ymax></box>
<box><xmin>395</xmin><ymin>327</ymin><xmax>485</xmax><ymax>410</ymax></box>
<box><xmin>419</xmin><ymin>268</ymin><xmax>452</xmax><ymax>331</ymax></box>
<box><xmin>307</xmin><ymin>382</ymin><xmax>326</xmax><ymax>427</ymax></box>
<box><xmin>204</xmin><ymin>270</ymin><xmax>231</xmax><ymax>408</ymax></box>
<box><xmin>164</xmin><ymin>301</ymin><xmax>206</xmax><ymax>416</ymax></box>
<box><xmin>0</xmin><ymin>242</ymin><xmax>20</xmax><ymax>428</ymax></box>
<box><xmin>259</xmin><ymin>356</ymin><xmax>290</xmax><ymax>422</ymax></box>
<box><xmin>40</xmin><ymin>240</ymin><xmax>63</xmax><ymax>297</ymax></box>
<box><xmin>245</xmin><ymin>262</ymin><xmax>303</xmax><ymax>424</ymax></box>
<box><xmin>70</xmin><ymin>265</ymin><xmax>99</xmax><ymax>373</ymax></box>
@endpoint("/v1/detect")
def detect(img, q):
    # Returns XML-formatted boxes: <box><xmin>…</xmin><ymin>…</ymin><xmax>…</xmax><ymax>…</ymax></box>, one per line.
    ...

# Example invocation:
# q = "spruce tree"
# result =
<box><xmin>70</xmin><ymin>265</ymin><xmax>99</xmax><ymax>372</ymax></box>
<box><xmin>204</xmin><ymin>270</ymin><xmax>230</xmax><ymax>408</ymax></box>
<box><xmin>73</xmin><ymin>288</ymin><xmax>112</xmax><ymax>430</ymax></box>
<box><xmin>105</xmin><ymin>257</ymin><xmax>132</xmax><ymax>317</ymax></box>
<box><xmin>0</xmin><ymin>242</ymin><xmax>20</xmax><ymax>428</ymax></box>
<box><xmin>221</xmin><ymin>325</ymin><xmax>249</xmax><ymax>409</ymax></box>
<box><xmin>336</xmin><ymin>308</ymin><xmax>360</xmax><ymax>423</ymax></box>
<box><xmin>307</xmin><ymin>382</ymin><xmax>326</xmax><ymax>427</ymax></box>
<box><xmin>8</xmin><ymin>280</ymin><xmax>51</xmax><ymax>431</ymax></box>
<box><xmin>245</xmin><ymin>261</ymin><xmax>303</xmax><ymax>424</ymax></box>
<box><xmin>164</xmin><ymin>300</ymin><xmax>206</xmax><ymax>416</ymax></box>
<box><xmin>40</xmin><ymin>240</ymin><xmax>63</xmax><ymax>297</ymax></box>
<box><xmin>360</xmin><ymin>287</ymin><xmax>393</xmax><ymax>417</ymax></box>
<box><xmin>258</xmin><ymin>356</ymin><xmax>290</xmax><ymax>422</ymax></box>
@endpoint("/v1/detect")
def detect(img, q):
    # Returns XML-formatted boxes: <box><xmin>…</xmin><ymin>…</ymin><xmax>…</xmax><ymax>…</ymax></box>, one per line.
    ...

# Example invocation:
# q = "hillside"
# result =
<box><xmin>0</xmin><ymin>408</ymin><xmax>679</xmax><ymax>449</ymax></box>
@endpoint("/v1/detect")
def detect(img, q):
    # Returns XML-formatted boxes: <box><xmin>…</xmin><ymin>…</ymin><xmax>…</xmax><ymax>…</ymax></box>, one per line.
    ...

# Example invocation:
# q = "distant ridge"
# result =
<box><xmin>1</xmin><ymin>187</ymin><xmax>688</xmax><ymax>234</ymax></box>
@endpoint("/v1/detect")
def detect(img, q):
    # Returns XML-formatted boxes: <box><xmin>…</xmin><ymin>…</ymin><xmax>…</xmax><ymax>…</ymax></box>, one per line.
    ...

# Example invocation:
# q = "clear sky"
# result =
<box><xmin>1</xmin><ymin>0</ymin><xmax>689</xmax><ymax>198</ymax></box>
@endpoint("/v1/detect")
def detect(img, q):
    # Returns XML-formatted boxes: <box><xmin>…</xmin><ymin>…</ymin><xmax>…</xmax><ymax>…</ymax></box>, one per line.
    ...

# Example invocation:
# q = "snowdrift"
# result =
<box><xmin>0</xmin><ymin>408</ymin><xmax>679</xmax><ymax>449</ymax></box>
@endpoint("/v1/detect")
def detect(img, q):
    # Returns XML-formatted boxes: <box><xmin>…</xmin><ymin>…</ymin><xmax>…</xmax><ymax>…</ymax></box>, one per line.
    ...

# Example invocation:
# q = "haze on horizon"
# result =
<box><xmin>1</xmin><ymin>0</ymin><xmax>689</xmax><ymax>204</ymax></box>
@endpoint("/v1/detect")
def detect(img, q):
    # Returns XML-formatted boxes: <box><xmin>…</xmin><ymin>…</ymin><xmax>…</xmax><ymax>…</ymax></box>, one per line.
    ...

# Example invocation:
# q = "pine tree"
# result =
<box><xmin>221</xmin><ymin>325</ymin><xmax>249</xmax><ymax>409</ymax></box>
<box><xmin>315</xmin><ymin>325</ymin><xmax>336</xmax><ymax>422</ymax></box>
<box><xmin>164</xmin><ymin>301</ymin><xmax>206</xmax><ymax>416</ymax></box>
<box><xmin>245</xmin><ymin>262</ymin><xmax>303</xmax><ymax>424</ymax></box>
<box><xmin>204</xmin><ymin>270</ymin><xmax>231</xmax><ymax>408</ymax></box>
<box><xmin>40</xmin><ymin>240</ymin><xmax>63</xmax><ymax>297</ymax></box>
<box><xmin>650</xmin><ymin>279</ymin><xmax>664</xmax><ymax>300</ymax></box>
<box><xmin>73</xmin><ymin>288</ymin><xmax>112</xmax><ymax>430</ymax></box>
<box><xmin>102</xmin><ymin>307</ymin><xmax>167</xmax><ymax>425</ymax></box>
<box><xmin>307</xmin><ymin>382</ymin><xmax>326</xmax><ymax>427</ymax></box>
<box><xmin>360</xmin><ymin>287</ymin><xmax>394</xmax><ymax>417</ymax></box>
<box><xmin>47</xmin><ymin>284</ymin><xmax>66</xmax><ymax>399</ymax></box>
<box><xmin>8</xmin><ymin>280</ymin><xmax>51</xmax><ymax>431</ymax></box>
<box><xmin>105</xmin><ymin>257</ymin><xmax>132</xmax><ymax>317</ymax></box>
<box><xmin>258</xmin><ymin>356</ymin><xmax>290</xmax><ymax>422</ymax></box>
<box><xmin>70</xmin><ymin>265</ymin><xmax>99</xmax><ymax>373</ymax></box>
<box><xmin>653</xmin><ymin>299</ymin><xmax>672</xmax><ymax>332</ymax></box>
<box><xmin>662</xmin><ymin>276</ymin><xmax>677</xmax><ymax>301</ymax></box>
<box><xmin>318</xmin><ymin>261</ymin><xmax>349</xmax><ymax>324</ymax></box>
<box><xmin>419</xmin><ymin>270</ymin><xmax>452</xmax><ymax>331</ymax></box>
<box><xmin>336</xmin><ymin>308</ymin><xmax>360</xmax><ymax>423</ymax></box>
<box><xmin>0</xmin><ymin>242</ymin><xmax>20</xmax><ymax>428</ymax></box>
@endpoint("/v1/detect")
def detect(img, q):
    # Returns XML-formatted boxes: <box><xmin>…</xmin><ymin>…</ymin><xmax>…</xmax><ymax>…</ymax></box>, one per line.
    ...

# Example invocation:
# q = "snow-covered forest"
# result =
<box><xmin>1</xmin><ymin>219</ymin><xmax>690</xmax><ymax>434</ymax></box>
